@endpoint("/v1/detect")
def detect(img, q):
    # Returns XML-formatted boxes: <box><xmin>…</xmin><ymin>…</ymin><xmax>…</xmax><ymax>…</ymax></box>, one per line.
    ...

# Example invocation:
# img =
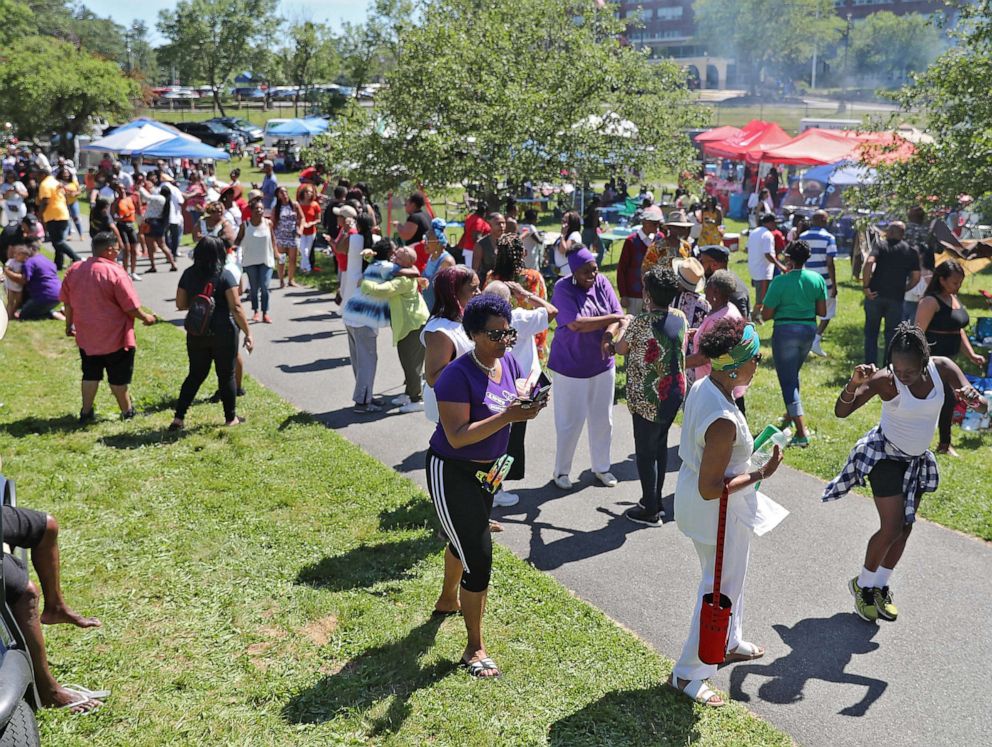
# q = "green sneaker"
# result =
<box><xmin>873</xmin><ymin>586</ymin><xmax>898</xmax><ymax>621</ymax></box>
<box><xmin>788</xmin><ymin>434</ymin><xmax>811</xmax><ymax>449</ymax></box>
<box><xmin>849</xmin><ymin>577</ymin><xmax>878</xmax><ymax>622</ymax></box>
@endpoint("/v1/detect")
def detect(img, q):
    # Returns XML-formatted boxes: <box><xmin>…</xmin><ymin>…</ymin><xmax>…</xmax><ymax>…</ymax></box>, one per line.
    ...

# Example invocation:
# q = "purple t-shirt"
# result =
<box><xmin>548</xmin><ymin>273</ymin><xmax>622</xmax><ymax>379</ymax></box>
<box><xmin>22</xmin><ymin>253</ymin><xmax>62</xmax><ymax>305</ymax></box>
<box><xmin>429</xmin><ymin>351</ymin><xmax>522</xmax><ymax>461</ymax></box>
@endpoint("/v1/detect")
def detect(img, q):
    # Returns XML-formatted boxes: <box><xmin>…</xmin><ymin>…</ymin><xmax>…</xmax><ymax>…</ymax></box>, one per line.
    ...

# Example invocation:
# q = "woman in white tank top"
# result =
<box><xmin>824</xmin><ymin>322</ymin><xmax>988</xmax><ymax>624</ymax></box>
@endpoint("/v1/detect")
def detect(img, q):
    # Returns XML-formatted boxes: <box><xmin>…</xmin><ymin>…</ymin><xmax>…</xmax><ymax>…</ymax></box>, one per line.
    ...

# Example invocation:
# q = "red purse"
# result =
<box><xmin>698</xmin><ymin>484</ymin><xmax>733</xmax><ymax>665</ymax></box>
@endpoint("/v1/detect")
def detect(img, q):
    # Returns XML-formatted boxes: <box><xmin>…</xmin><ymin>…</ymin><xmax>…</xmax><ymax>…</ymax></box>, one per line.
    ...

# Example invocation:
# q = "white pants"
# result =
<box><xmin>674</xmin><ymin>512</ymin><xmax>752</xmax><ymax>682</ymax></box>
<box><xmin>299</xmin><ymin>233</ymin><xmax>315</xmax><ymax>272</ymax></box>
<box><xmin>552</xmin><ymin>368</ymin><xmax>615</xmax><ymax>476</ymax></box>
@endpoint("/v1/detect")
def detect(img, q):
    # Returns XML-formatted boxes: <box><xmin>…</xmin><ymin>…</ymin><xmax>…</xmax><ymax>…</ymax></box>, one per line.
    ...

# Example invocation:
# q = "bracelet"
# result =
<box><xmin>838</xmin><ymin>390</ymin><xmax>856</xmax><ymax>404</ymax></box>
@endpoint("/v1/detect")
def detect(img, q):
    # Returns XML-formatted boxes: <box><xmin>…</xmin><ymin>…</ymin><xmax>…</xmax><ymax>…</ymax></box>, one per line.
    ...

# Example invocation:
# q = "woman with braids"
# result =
<box><xmin>671</xmin><ymin>316</ymin><xmax>784</xmax><ymax>707</ymax></box>
<box><xmin>486</xmin><ymin>232</ymin><xmax>550</xmax><ymax>364</ymax></box>
<box><xmin>914</xmin><ymin>259</ymin><xmax>987</xmax><ymax>457</ymax></box>
<box><xmin>824</xmin><ymin>322</ymin><xmax>988</xmax><ymax>623</ymax></box>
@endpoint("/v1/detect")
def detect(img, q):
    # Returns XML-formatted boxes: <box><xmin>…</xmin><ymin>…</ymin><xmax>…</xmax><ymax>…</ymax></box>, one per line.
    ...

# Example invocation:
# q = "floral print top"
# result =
<box><xmin>674</xmin><ymin>291</ymin><xmax>711</xmax><ymax>388</ymax></box>
<box><xmin>486</xmin><ymin>267</ymin><xmax>549</xmax><ymax>364</ymax></box>
<box><xmin>644</xmin><ymin>238</ymin><xmax>691</xmax><ymax>271</ymax></box>
<box><xmin>624</xmin><ymin>308</ymin><xmax>688</xmax><ymax>423</ymax></box>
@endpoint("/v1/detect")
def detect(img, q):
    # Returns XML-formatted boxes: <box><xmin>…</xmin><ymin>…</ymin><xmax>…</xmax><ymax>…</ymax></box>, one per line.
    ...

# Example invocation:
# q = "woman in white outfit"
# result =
<box><xmin>548</xmin><ymin>247</ymin><xmax>625</xmax><ymax>490</ymax></box>
<box><xmin>671</xmin><ymin>317</ymin><xmax>784</xmax><ymax>707</ymax></box>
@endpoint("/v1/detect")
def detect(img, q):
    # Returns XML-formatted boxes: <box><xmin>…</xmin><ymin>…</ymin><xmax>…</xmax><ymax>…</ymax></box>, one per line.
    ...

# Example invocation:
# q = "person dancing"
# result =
<box><xmin>824</xmin><ymin>322</ymin><xmax>988</xmax><ymax>622</ymax></box>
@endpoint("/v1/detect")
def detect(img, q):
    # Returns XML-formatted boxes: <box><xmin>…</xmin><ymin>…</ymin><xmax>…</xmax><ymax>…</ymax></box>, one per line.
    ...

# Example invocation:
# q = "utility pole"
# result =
<box><xmin>840</xmin><ymin>13</ymin><xmax>852</xmax><ymax>113</ymax></box>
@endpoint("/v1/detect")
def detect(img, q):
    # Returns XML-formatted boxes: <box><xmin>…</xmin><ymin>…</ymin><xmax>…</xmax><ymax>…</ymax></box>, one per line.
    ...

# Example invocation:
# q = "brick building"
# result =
<box><xmin>618</xmin><ymin>0</ymin><xmax>951</xmax><ymax>89</ymax></box>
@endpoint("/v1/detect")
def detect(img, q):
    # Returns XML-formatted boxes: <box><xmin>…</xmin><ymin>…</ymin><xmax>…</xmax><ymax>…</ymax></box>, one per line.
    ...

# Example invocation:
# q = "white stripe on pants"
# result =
<box><xmin>552</xmin><ymin>367</ymin><xmax>615</xmax><ymax>476</ymax></box>
<box><xmin>674</xmin><ymin>512</ymin><xmax>752</xmax><ymax>682</ymax></box>
<box><xmin>299</xmin><ymin>233</ymin><xmax>315</xmax><ymax>272</ymax></box>
<box><xmin>346</xmin><ymin>324</ymin><xmax>378</xmax><ymax>405</ymax></box>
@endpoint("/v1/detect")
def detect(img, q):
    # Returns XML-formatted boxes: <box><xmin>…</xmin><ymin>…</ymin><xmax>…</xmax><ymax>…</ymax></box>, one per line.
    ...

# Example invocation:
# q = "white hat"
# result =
<box><xmin>333</xmin><ymin>205</ymin><xmax>358</xmax><ymax>220</ymax></box>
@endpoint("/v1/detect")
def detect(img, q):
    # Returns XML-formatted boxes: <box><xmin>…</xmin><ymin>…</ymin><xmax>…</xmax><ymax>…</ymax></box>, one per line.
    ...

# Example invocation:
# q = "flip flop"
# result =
<box><xmin>57</xmin><ymin>692</ymin><xmax>104</xmax><ymax>715</ymax></box>
<box><xmin>461</xmin><ymin>656</ymin><xmax>501</xmax><ymax>679</ymax></box>
<box><xmin>724</xmin><ymin>641</ymin><xmax>765</xmax><ymax>663</ymax></box>
<box><xmin>430</xmin><ymin>608</ymin><xmax>460</xmax><ymax>618</ymax></box>
<box><xmin>64</xmin><ymin>684</ymin><xmax>112</xmax><ymax>700</ymax></box>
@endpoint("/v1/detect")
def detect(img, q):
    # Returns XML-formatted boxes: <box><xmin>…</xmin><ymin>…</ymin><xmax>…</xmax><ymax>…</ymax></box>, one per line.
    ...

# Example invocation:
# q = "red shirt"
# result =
<box><xmin>458</xmin><ymin>213</ymin><xmax>490</xmax><ymax>251</ymax></box>
<box><xmin>412</xmin><ymin>241</ymin><xmax>430</xmax><ymax>274</ymax></box>
<box><xmin>59</xmin><ymin>257</ymin><xmax>141</xmax><ymax>356</ymax></box>
<box><xmin>299</xmin><ymin>166</ymin><xmax>321</xmax><ymax>184</ymax></box>
<box><xmin>772</xmin><ymin>229</ymin><xmax>786</xmax><ymax>253</ymax></box>
<box><xmin>299</xmin><ymin>201</ymin><xmax>321</xmax><ymax>235</ymax></box>
<box><xmin>335</xmin><ymin>228</ymin><xmax>357</xmax><ymax>272</ymax></box>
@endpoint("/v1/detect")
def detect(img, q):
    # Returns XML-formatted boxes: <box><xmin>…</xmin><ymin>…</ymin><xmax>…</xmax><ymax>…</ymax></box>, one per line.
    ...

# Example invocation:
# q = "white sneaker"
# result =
<box><xmin>594</xmin><ymin>471</ymin><xmax>618</xmax><ymax>488</ymax></box>
<box><xmin>493</xmin><ymin>490</ymin><xmax>519</xmax><ymax>507</ymax></box>
<box><xmin>392</xmin><ymin>394</ymin><xmax>412</xmax><ymax>406</ymax></box>
<box><xmin>398</xmin><ymin>401</ymin><xmax>424</xmax><ymax>414</ymax></box>
<box><xmin>130</xmin><ymin>271</ymin><xmax>142</xmax><ymax>281</ymax></box>
<box><xmin>553</xmin><ymin>474</ymin><xmax>573</xmax><ymax>490</ymax></box>
<box><xmin>810</xmin><ymin>337</ymin><xmax>827</xmax><ymax>357</ymax></box>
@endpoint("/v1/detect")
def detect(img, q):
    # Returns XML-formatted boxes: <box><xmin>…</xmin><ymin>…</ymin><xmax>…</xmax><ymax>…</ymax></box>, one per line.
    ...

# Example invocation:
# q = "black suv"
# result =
<box><xmin>173</xmin><ymin>121</ymin><xmax>244</xmax><ymax>149</ymax></box>
<box><xmin>0</xmin><ymin>476</ymin><xmax>41</xmax><ymax>746</ymax></box>
<box><xmin>208</xmin><ymin>117</ymin><xmax>264</xmax><ymax>144</ymax></box>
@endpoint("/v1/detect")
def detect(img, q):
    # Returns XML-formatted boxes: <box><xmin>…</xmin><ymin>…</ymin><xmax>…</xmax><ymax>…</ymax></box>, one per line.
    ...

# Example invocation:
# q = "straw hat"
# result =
<box><xmin>673</xmin><ymin>257</ymin><xmax>705</xmax><ymax>294</ymax></box>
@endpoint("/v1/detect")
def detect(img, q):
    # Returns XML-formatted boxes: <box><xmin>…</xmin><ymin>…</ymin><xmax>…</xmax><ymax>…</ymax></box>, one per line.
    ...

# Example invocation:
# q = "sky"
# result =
<box><xmin>86</xmin><ymin>0</ymin><xmax>371</xmax><ymax>41</ymax></box>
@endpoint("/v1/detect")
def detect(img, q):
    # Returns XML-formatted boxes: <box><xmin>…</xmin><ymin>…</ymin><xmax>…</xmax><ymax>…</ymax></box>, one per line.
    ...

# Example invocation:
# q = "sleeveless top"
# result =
<box><xmin>423</xmin><ymin>250</ymin><xmax>453</xmax><ymax>312</ymax></box>
<box><xmin>420</xmin><ymin>316</ymin><xmax>475</xmax><ymax>423</ymax></box>
<box><xmin>273</xmin><ymin>203</ymin><xmax>299</xmax><ymax>247</ymax></box>
<box><xmin>925</xmin><ymin>295</ymin><xmax>969</xmax><ymax>358</ymax></box>
<box><xmin>879</xmin><ymin>359</ymin><xmax>944</xmax><ymax>456</ymax></box>
<box><xmin>241</xmin><ymin>219</ymin><xmax>275</xmax><ymax>268</ymax></box>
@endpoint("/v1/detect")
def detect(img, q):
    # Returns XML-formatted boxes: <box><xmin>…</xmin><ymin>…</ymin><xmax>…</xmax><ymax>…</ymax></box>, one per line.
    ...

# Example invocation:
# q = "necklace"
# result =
<box><xmin>711</xmin><ymin>376</ymin><xmax>735</xmax><ymax>403</ymax></box>
<box><xmin>470</xmin><ymin>350</ymin><xmax>498</xmax><ymax>377</ymax></box>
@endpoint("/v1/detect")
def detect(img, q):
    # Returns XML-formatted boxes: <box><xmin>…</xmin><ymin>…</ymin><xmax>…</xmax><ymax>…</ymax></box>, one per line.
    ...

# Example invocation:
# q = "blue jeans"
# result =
<box><xmin>244</xmin><ymin>264</ymin><xmax>272</xmax><ymax>313</ymax></box>
<box><xmin>772</xmin><ymin>324</ymin><xmax>815</xmax><ymax>418</ymax></box>
<box><xmin>902</xmin><ymin>300</ymin><xmax>918</xmax><ymax>323</ymax></box>
<box><xmin>864</xmin><ymin>296</ymin><xmax>903</xmax><ymax>365</ymax></box>
<box><xmin>166</xmin><ymin>223</ymin><xmax>182</xmax><ymax>257</ymax></box>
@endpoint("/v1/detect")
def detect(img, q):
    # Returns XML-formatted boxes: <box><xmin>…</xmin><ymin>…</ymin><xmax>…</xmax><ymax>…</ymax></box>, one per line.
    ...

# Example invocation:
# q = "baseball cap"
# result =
<box><xmin>333</xmin><ymin>205</ymin><xmax>358</xmax><ymax>220</ymax></box>
<box><xmin>641</xmin><ymin>205</ymin><xmax>664</xmax><ymax>223</ymax></box>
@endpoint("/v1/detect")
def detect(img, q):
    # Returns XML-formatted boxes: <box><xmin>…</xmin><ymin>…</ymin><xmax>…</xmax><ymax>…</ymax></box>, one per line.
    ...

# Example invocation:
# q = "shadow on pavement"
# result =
<box><xmin>277</xmin><ymin>357</ymin><xmax>350</xmax><ymax>374</ymax></box>
<box><xmin>548</xmin><ymin>682</ymin><xmax>699</xmax><ymax>745</ymax></box>
<box><xmin>291</xmin><ymin>313</ymin><xmax>340</xmax><ymax>324</ymax></box>
<box><xmin>282</xmin><ymin>616</ymin><xmax>455</xmax><ymax>734</ymax></box>
<box><xmin>728</xmin><ymin>613</ymin><xmax>888</xmax><ymax>717</ymax></box>
<box><xmin>295</xmin><ymin>533</ymin><xmax>442</xmax><ymax>592</ymax></box>
<box><xmin>271</xmin><ymin>329</ymin><xmax>343</xmax><ymax>344</ymax></box>
<box><xmin>392</xmin><ymin>449</ymin><xmax>428</xmax><ymax>475</ymax></box>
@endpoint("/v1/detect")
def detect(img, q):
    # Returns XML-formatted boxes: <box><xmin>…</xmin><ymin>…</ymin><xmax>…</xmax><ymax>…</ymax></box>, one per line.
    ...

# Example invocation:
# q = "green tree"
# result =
<box><xmin>125</xmin><ymin>20</ymin><xmax>159</xmax><ymax>81</ymax></box>
<box><xmin>282</xmin><ymin>20</ymin><xmax>339</xmax><ymax>116</ymax></box>
<box><xmin>693</xmin><ymin>0</ymin><xmax>843</xmax><ymax>92</ymax></box>
<box><xmin>835</xmin><ymin>12</ymin><xmax>944</xmax><ymax>87</ymax></box>
<box><xmin>858</xmin><ymin>1</ymin><xmax>992</xmax><ymax>214</ymax></box>
<box><xmin>336</xmin><ymin>0</ymin><xmax>411</xmax><ymax>95</ymax></box>
<box><xmin>156</xmin><ymin>0</ymin><xmax>279</xmax><ymax>115</ymax></box>
<box><xmin>0</xmin><ymin>36</ymin><xmax>138</xmax><ymax>143</ymax></box>
<box><xmin>306</xmin><ymin>0</ymin><xmax>704</xmax><ymax>201</ymax></box>
<box><xmin>0</xmin><ymin>0</ymin><xmax>34</xmax><ymax>47</ymax></box>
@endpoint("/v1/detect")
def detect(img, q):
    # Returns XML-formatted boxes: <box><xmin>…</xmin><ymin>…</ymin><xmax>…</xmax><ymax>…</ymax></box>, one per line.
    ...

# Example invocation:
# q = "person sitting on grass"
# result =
<box><xmin>3</xmin><ymin>240</ymin><xmax>65</xmax><ymax>321</ymax></box>
<box><xmin>60</xmin><ymin>231</ymin><xmax>158</xmax><ymax>424</ymax></box>
<box><xmin>2</xmin><ymin>464</ymin><xmax>106</xmax><ymax>713</ymax></box>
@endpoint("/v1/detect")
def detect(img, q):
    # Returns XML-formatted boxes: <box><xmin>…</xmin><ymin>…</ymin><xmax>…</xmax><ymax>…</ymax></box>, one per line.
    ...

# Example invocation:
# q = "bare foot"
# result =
<box><xmin>434</xmin><ymin>594</ymin><xmax>460</xmax><ymax>615</ymax></box>
<box><xmin>488</xmin><ymin>520</ymin><xmax>504</xmax><ymax>533</ymax></box>
<box><xmin>225</xmin><ymin>416</ymin><xmax>246</xmax><ymax>427</ymax></box>
<box><xmin>41</xmin><ymin>686</ymin><xmax>102</xmax><ymax>713</ymax></box>
<box><xmin>40</xmin><ymin>605</ymin><xmax>101</xmax><ymax>629</ymax></box>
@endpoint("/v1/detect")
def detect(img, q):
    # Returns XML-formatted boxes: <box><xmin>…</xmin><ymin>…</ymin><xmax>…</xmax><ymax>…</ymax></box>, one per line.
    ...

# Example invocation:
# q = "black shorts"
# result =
<box><xmin>80</xmin><ymin>347</ymin><xmax>135</xmax><ymax>386</ymax></box>
<box><xmin>2</xmin><ymin>505</ymin><xmax>47</xmax><ymax>605</ymax></box>
<box><xmin>867</xmin><ymin>459</ymin><xmax>909</xmax><ymax>497</ymax></box>
<box><xmin>116</xmin><ymin>221</ymin><xmax>137</xmax><ymax>245</ymax></box>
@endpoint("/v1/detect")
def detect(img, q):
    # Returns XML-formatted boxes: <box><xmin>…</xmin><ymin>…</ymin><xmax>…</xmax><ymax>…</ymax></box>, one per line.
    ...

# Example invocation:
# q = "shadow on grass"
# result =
<box><xmin>728</xmin><ymin>613</ymin><xmax>887</xmax><ymax>717</ymax></box>
<box><xmin>548</xmin><ymin>683</ymin><xmax>700</xmax><ymax>745</ymax></box>
<box><xmin>99</xmin><ymin>425</ymin><xmax>207</xmax><ymax>449</ymax></box>
<box><xmin>282</xmin><ymin>616</ymin><xmax>455</xmax><ymax>735</ymax></box>
<box><xmin>295</xmin><ymin>534</ymin><xmax>442</xmax><ymax>592</ymax></box>
<box><xmin>0</xmin><ymin>414</ymin><xmax>82</xmax><ymax>437</ymax></box>
<box><xmin>378</xmin><ymin>496</ymin><xmax>435</xmax><ymax>531</ymax></box>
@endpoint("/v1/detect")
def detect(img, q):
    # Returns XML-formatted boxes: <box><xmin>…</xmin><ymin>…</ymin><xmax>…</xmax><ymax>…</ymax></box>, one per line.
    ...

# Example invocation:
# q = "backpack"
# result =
<box><xmin>184</xmin><ymin>278</ymin><xmax>218</xmax><ymax>336</ymax></box>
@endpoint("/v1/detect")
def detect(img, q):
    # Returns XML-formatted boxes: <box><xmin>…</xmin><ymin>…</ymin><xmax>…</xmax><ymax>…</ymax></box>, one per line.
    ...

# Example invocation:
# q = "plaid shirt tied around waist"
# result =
<box><xmin>822</xmin><ymin>426</ymin><xmax>939</xmax><ymax>524</ymax></box>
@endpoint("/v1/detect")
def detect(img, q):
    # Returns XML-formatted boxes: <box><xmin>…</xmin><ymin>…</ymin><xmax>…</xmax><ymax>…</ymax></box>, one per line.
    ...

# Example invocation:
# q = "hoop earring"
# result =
<box><xmin>571</xmin><ymin>277</ymin><xmax>577</xmax><ymax>285</ymax></box>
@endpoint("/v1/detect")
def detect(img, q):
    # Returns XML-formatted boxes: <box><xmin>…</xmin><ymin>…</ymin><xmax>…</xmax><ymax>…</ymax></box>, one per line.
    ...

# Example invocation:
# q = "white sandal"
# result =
<box><xmin>669</xmin><ymin>674</ymin><xmax>724</xmax><ymax>707</ymax></box>
<box><xmin>725</xmin><ymin>641</ymin><xmax>765</xmax><ymax>663</ymax></box>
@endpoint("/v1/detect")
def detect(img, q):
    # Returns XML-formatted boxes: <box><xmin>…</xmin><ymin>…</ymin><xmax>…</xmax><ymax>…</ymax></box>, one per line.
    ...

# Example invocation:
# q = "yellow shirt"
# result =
<box><xmin>38</xmin><ymin>175</ymin><xmax>69</xmax><ymax>222</ymax></box>
<box><xmin>62</xmin><ymin>179</ymin><xmax>80</xmax><ymax>206</ymax></box>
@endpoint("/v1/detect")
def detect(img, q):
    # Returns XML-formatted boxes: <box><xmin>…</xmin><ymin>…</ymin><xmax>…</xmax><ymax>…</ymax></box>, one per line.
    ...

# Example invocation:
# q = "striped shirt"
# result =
<box><xmin>799</xmin><ymin>227</ymin><xmax>836</xmax><ymax>288</ymax></box>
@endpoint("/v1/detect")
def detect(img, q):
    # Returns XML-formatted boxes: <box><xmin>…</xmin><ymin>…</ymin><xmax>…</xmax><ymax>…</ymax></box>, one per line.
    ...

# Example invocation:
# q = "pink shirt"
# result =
<box><xmin>60</xmin><ymin>257</ymin><xmax>141</xmax><ymax>356</ymax></box>
<box><xmin>693</xmin><ymin>303</ymin><xmax>747</xmax><ymax>400</ymax></box>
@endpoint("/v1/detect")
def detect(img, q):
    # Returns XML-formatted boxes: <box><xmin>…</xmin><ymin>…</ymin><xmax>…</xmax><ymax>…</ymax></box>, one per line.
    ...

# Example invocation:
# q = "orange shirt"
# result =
<box><xmin>299</xmin><ymin>201</ymin><xmax>321</xmax><ymax>235</ymax></box>
<box><xmin>115</xmin><ymin>195</ymin><xmax>136</xmax><ymax>223</ymax></box>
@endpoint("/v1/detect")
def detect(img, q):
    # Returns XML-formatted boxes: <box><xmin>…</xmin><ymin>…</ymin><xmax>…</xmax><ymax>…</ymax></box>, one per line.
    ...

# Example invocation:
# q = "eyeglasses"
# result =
<box><xmin>483</xmin><ymin>327</ymin><xmax>518</xmax><ymax>342</ymax></box>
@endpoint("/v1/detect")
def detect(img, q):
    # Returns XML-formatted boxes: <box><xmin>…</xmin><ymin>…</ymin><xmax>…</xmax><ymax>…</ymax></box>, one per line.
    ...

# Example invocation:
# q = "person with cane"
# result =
<box><xmin>670</xmin><ymin>317</ymin><xmax>784</xmax><ymax>707</ymax></box>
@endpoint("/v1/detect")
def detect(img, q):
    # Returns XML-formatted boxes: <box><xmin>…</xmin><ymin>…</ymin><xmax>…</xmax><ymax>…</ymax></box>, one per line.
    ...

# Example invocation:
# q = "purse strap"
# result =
<box><xmin>712</xmin><ymin>484</ymin><xmax>730</xmax><ymax>601</ymax></box>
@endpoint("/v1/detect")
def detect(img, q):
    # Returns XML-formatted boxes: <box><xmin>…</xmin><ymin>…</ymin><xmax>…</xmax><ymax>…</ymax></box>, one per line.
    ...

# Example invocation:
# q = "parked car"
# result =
<box><xmin>0</xmin><ymin>475</ymin><xmax>41</xmax><ymax>747</ymax></box>
<box><xmin>173</xmin><ymin>121</ymin><xmax>245</xmax><ymax>149</ymax></box>
<box><xmin>230</xmin><ymin>87</ymin><xmax>266</xmax><ymax>100</ymax></box>
<box><xmin>208</xmin><ymin>117</ymin><xmax>263</xmax><ymax>144</ymax></box>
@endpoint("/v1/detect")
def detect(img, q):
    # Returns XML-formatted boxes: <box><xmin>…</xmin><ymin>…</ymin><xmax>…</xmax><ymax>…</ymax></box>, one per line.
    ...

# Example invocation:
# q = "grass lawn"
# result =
<box><xmin>0</xmin><ymin>321</ymin><xmax>790</xmax><ymax>746</ymax></box>
<box><xmin>701</xmin><ymin>103</ymin><xmax>897</xmax><ymax>133</ymax></box>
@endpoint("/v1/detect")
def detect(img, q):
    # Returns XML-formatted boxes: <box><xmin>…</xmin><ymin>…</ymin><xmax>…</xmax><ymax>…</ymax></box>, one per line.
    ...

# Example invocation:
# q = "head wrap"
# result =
<box><xmin>431</xmin><ymin>217</ymin><xmax>448</xmax><ymax>246</ymax></box>
<box><xmin>567</xmin><ymin>246</ymin><xmax>596</xmax><ymax>274</ymax></box>
<box><xmin>711</xmin><ymin>324</ymin><xmax>760</xmax><ymax>371</ymax></box>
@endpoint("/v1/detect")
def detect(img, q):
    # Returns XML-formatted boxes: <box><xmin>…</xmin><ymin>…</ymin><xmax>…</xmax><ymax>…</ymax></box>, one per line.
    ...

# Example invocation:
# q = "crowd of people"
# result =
<box><xmin>3</xmin><ymin>149</ymin><xmax>990</xmax><ymax>712</ymax></box>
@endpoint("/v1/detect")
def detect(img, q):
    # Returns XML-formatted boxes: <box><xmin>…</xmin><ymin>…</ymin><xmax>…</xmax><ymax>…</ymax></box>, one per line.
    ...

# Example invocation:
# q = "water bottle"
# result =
<box><xmin>751</xmin><ymin>425</ymin><xmax>787</xmax><ymax>489</ymax></box>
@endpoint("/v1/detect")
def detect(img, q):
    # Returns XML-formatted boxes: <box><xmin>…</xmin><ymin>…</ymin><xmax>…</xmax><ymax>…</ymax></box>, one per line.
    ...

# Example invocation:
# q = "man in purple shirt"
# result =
<box><xmin>3</xmin><ymin>241</ymin><xmax>63</xmax><ymax>320</ymax></box>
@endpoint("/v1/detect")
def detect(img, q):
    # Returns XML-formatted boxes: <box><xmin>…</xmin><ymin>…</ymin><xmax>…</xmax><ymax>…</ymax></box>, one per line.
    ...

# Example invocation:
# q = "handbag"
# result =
<box><xmin>698</xmin><ymin>484</ymin><xmax>733</xmax><ymax>665</ymax></box>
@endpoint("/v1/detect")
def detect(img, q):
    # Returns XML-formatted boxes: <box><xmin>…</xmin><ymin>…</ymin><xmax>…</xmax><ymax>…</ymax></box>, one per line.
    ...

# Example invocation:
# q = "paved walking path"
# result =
<box><xmin>70</xmin><ymin>234</ymin><xmax>991</xmax><ymax>746</ymax></box>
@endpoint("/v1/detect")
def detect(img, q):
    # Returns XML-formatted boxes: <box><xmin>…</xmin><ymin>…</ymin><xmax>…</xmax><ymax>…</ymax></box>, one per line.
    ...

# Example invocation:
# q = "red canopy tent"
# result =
<box><xmin>694</xmin><ymin>125</ymin><xmax>742</xmax><ymax>144</ymax></box>
<box><xmin>760</xmin><ymin>128</ymin><xmax>864</xmax><ymax>166</ymax></box>
<box><xmin>700</xmin><ymin>120</ymin><xmax>791</xmax><ymax>163</ymax></box>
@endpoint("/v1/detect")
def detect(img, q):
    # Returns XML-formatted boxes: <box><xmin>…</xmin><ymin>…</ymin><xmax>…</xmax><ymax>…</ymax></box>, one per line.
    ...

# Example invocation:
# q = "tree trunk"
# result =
<box><xmin>213</xmin><ymin>88</ymin><xmax>226</xmax><ymax>117</ymax></box>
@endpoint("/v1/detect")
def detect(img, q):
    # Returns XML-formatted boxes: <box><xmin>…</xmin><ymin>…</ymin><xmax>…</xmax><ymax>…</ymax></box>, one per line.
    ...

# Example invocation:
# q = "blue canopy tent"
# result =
<box><xmin>802</xmin><ymin>161</ymin><xmax>877</xmax><ymax>187</ymax></box>
<box><xmin>133</xmin><ymin>136</ymin><xmax>230</xmax><ymax>160</ymax></box>
<box><xmin>266</xmin><ymin>118</ymin><xmax>328</xmax><ymax>137</ymax></box>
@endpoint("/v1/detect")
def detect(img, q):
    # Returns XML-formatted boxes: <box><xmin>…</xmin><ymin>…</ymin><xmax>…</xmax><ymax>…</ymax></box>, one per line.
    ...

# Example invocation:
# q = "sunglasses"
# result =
<box><xmin>752</xmin><ymin>352</ymin><xmax>763</xmax><ymax>365</ymax></box>
<box><xmin>483</xmin><ymin>327</ymin><xmax>518</xmax><ymax>342</ymax></box>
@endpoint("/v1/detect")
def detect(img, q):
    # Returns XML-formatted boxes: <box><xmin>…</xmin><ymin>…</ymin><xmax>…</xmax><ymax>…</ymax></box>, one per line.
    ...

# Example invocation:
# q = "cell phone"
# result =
<box><xmin>529</xmin><ymin>371</ymin><xmax>552</xmax><ymax>402</ymax></box>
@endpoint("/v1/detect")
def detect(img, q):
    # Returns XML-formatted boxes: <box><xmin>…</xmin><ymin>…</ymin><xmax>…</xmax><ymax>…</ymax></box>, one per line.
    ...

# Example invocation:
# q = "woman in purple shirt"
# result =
<box><xmin>427</xmin><ymin>295</ymin><xmax>547</xmax><ymax>679</ymax></box>
<box><xmin>548</xmin><ymin>247</ymin><xmax>626</xmax><ymax>490</ymax></box>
